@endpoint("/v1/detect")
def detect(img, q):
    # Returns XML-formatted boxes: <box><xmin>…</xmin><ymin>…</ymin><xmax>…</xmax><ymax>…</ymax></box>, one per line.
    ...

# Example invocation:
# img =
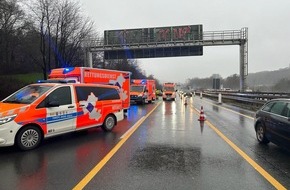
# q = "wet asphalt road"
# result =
<box><xmin>0</xmin><ymin>96</ymin><xmax>289</xmax><ymax>190</ymax></box>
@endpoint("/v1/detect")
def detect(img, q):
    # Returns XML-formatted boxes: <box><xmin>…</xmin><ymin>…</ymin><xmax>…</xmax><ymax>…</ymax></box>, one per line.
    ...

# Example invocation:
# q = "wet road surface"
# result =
<box><xmin>0</xmin><ymin>96</ymin><xmax>289</xmax><ymax>190</ymax></box>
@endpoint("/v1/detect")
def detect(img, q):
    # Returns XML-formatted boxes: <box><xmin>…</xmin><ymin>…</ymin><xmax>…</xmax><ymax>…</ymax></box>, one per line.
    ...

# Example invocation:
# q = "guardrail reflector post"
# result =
<box><xmin>218</xmin><ymin>93</ymin><xmax>222</xmax><ymax>104</ymax></box>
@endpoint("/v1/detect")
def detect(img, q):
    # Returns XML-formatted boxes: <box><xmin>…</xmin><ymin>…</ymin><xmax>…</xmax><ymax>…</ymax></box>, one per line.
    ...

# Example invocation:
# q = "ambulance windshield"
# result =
<box><xmin>163</xmin><ymin>87</ymin><xmax>175</xmax><ymax>92</ymax></box>
<box><xmin>130</xmin><ymin>85</ymin><xmax>144</xmax><ymax>92</ymax></box>
<box><xmin>3</xmin><ymin>85</ymin><xmax>52</xmax><ymax>104</ymax></box>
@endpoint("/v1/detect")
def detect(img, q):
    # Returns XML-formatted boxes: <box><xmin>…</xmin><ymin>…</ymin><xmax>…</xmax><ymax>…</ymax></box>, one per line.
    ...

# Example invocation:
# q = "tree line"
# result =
<box><xmin>1</xmin><ymin>0</ymin><xmax>93</xmax><ymax>77</ymax></box>
<box><xmin>0</xmin><ymin>0</ymin><xmax>163</xmax><ymax>98</ymax></box>
<box><xmin>185</xmin><ymin>71</ymin><xmax>290</xmax><ymax>92</ymax></box>
<box><xmin>0</xmin><ymin>0</ymin><xmax>155</xmax><ymax>78</ymax></box>
<box><xmin>185</xmin><ymin>74</ymin><xmax>240</xmax><ymax>90</ymax></box>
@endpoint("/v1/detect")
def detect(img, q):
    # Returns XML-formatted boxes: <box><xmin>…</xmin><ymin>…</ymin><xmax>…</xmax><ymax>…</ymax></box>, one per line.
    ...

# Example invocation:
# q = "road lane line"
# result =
<box><xmin>120</xmin><ymin>116</ymin><xmax>146</xmax><ymax>139</ymax></box>
<box><xmin>190</xmin><ymin>106</ymin><xmax>287</xmax><ymax>190</ymax></box>
<box><xmin>196</xmin><ymin>98</ymin><xmax>254</xmax><ymax>120</ymax></box>
<box><xmin>73</xmin><ymin>102</ymin><xmax>161</xmax><ymax>190</ymax></box>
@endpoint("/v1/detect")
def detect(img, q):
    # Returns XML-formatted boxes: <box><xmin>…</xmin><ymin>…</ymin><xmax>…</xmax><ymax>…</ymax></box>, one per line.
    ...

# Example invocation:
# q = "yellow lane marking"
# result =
<box><xmin>120</xmin><ymin>116</ymin><xmax>146</xmax><ymax>139</ymax></box>
<box><xmin>73</xmin><ymin>102</ymin><xmax>161</xmax><ymax>190</ymax></box>
<box><xmin>196</xmin><ymin>97</ymin><xmax>254</xmax><ymax>120</ymax></box>
<box><xmin>191</xmin><ymin>106</ymin><xmax>287</xmax><ymax>190</ymax></box>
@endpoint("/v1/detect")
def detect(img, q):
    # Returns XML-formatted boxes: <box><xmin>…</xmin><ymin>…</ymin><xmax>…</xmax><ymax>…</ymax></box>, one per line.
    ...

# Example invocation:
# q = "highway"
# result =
<box><xmin>0</xmin><ymin>95</ymin><xmax>289</xmax><ymax>190</ymax></box>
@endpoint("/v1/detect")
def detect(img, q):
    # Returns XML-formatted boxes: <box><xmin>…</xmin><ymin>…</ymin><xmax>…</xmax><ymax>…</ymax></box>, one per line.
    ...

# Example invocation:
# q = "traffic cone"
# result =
<box><xmin>198</xmin><ymin>106</ymin><xmax>206</xmax><ymax>121</ymax></box>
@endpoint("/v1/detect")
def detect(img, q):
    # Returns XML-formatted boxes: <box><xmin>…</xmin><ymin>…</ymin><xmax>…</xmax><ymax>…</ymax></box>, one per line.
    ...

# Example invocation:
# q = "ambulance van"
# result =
<box><xmin>162</xmin><ymin>82</ymin><xmax>177</xmax><ymax>101</ymax></box>
<box><xmin>130</xmin><ymin>79</ymin><xmax>156</xmax><ymax>104</ymax></box>
<box><xmin>48</xmin><ymin>67</ymin><xmax>131</xmax><ymax>111</ymax></box>
<box><xmin>0</xmin><ymin>81</ymin><xmax>124</xmax><ymax>150</ymax></box>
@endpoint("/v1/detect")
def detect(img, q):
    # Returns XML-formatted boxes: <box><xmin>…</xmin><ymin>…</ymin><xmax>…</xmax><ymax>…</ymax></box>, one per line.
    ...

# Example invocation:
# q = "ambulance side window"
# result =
<box><xmin>98</xmin><ymin>87</ymin><xmax>120</xmax><ymax>100</ymax></box>
<box><xmin>76</xmin><ymin>86</ymin><xmax>120</xmax><ymax>101</ymax></box>
<box><xmin>37</xmin><ymin>86</ymin><xmax>72</xmax><ymax>108</ymax></box>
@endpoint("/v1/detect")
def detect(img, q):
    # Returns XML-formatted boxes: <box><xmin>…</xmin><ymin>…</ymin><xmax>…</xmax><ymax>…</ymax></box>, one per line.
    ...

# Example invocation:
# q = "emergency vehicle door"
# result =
<box><xmin>44</xmin><ymin>86</ymin><xmax>76</xmax><ymax>134</ymax></box>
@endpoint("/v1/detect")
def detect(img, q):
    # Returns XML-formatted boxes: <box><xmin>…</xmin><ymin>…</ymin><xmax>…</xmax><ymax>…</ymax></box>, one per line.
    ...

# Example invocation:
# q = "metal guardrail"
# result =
<box><xmin>194</xmin><ymin>91</ymin><xmax>290</xmax><ymax>109</ymax></box>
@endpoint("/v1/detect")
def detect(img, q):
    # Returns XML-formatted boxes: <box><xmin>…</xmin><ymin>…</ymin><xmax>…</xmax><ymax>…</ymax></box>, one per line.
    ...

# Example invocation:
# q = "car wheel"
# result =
<box><xmin>256</xmin><ymin>123</ymin><xmax>270</xmax><ymax>144</ymax></box>
<box><xmin>16</xmin><ymin>126</ymin><xmax>42</xmax><ymax>150</ymax></box>
<box><xmin>102</xmin><ymin>114</ymin><xmax>116</xmax><ymax>132</ymax></box>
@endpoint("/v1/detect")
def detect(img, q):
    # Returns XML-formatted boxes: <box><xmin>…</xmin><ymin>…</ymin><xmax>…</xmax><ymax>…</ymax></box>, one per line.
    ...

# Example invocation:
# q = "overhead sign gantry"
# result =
<box><xmin>83</xmin><ymin>25</ymin><xmax>248</xmax><ymax>91</ymax></box>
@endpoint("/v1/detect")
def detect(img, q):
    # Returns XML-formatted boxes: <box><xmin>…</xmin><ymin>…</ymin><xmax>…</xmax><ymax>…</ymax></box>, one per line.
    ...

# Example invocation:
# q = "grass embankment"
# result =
<box><xmin>0</xmin><ymin>73</ymin><xmax>44</xmax><ymax>100</ymax></box>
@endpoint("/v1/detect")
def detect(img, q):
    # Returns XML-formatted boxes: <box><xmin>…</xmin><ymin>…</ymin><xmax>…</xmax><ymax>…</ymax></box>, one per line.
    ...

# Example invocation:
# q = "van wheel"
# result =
<box><xmin>256</xmin><ymin>123</ymin><xmax>269</xmax><ymax>144</ymax></box>
<box><xmin>102</xmin><ymin>114</ymin><xmax>116</xmax><ymax>132</ymax></box>
<box><xmin>16</xmin><ymin>126</ymin><xmax>42</xmax><ymax>150</ymax></box>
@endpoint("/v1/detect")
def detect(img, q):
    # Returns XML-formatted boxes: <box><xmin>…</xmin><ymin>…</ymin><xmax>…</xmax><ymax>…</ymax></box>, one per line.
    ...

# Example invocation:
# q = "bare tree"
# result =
<box><xmin>23</xmin><ymin>0</ymin><xmax>58</xmax><ymax>78</ymax></box>
<box><xmin>54</xmin><ymin>0</ymin><xmax>94</xmax><ymax>68</ymax></box>
<box><xmin>25</xmin><ymin>0</ymin><xmax>96</xmax><ymax>79</ymax></box>
<box><xmin>0</xmin><ymin>0</ymin><xmax>26</xmax><ymax>74</ymax></box>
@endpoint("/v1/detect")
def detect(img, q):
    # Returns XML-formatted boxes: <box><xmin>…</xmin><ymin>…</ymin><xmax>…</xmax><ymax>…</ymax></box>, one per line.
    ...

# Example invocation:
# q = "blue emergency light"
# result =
<box><xmin>63</xmin><ymin>67</ymin><xmax>75</xmax><ymax>74</ymax></box>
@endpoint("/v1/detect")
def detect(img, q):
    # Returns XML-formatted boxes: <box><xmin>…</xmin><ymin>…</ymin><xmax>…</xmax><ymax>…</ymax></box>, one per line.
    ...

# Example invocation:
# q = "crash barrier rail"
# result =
<box><xmin>193</xmin><ymin>91</ymin><xmax>290</xmax><ymax>110</ymax></box>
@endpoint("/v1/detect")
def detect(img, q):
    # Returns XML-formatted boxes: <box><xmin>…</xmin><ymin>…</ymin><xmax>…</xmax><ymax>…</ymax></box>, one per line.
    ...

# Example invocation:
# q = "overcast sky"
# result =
<box><xmin>80</xmin><ymin>0</ymin><xmax>290</xmax><ymax>83</ymax></box>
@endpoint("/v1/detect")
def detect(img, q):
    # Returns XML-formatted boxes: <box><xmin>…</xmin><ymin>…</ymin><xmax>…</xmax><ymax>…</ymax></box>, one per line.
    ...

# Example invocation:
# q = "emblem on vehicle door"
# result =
<box><xmin>79</xmin><ymin>93</ymin><xmax>101</xmax><ymax>121</ymax></box>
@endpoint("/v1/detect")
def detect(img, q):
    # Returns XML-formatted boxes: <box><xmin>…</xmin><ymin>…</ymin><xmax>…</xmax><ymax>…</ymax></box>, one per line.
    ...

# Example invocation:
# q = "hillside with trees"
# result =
<box><xmin>246</xmin><ymin>67</ymin><xmax>290</xmax><ymax>91</ymax></box>
<box><xmin>0</xmin><ymin>0</ymin><xmax>162</xmax><ymax>99</ymax></box>
<box><xmin>185</xmin><ymin>66</ymin><xmax>290</xmax><ymax>92</ymax></box>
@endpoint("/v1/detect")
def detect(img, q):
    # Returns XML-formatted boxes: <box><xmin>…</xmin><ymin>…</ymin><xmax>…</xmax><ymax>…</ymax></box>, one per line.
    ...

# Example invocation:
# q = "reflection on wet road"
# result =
<box><xmin>0</xmin><ymin>97</ymin><xmax>289</xmax><ymax>190</ymax></box>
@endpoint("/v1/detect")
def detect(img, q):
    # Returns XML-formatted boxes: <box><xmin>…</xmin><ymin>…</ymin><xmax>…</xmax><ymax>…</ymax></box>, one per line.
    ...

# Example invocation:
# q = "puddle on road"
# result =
<box><xmin>130</xmin><ymin>145</ymin><xmax>201</xmax><ymax>173</ymax></box>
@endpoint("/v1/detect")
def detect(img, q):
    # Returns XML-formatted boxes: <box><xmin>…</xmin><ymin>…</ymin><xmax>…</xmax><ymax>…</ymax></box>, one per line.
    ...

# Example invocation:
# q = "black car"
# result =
<box><xmin>254</xmin><ymin>99</ymin><xmax>290</xmax><ymax>150</ymax></box>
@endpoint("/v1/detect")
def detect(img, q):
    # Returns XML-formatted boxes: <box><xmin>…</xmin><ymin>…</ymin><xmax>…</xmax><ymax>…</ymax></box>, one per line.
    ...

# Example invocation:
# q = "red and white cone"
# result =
<box><xmin>198</xmin><ymin>106</ymin><xmax>206</xmax><ymax>121</ymax></box>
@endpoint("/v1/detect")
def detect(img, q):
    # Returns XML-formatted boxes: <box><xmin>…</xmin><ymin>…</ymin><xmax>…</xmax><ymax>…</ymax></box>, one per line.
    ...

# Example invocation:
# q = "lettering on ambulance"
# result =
<box><xmin>109</xmin><ymin>74</ymin><xmax>128</xmax><ymax>101</ymax></box>
<box><xmin>84</xmin><ymin>72</ymin><xmax>117</xmax><ymax>79</ymax></box>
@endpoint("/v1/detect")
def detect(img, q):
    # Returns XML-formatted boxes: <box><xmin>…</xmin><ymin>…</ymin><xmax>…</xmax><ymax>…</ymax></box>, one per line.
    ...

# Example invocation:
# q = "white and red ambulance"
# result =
<box><xmin>0</xmin><ymin>82</ymin><xmax>124</xmax><ymax>150</ymax></box>
<box><xmin>130</xmin><ymin>79</ymin><xmax>156</xmax><ymax>104</ymax></box>
<box><xmin>162</xmin><ymin>82</ymin><xmax>177</xmax><ymax>101</ymax></box>
<box><xmin>48</xmin><ymin>67</ymin><xmax>131</xmax><ymax>110</ymax></box>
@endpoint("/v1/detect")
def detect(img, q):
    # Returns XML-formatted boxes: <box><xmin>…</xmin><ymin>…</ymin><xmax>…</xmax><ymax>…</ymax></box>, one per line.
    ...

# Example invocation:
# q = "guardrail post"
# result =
<box><xmin>200</xmin><ymin>92</ymin><xmax>203</xmax><ymax>99</ymax></box>
<box><xmin>218</xmin><ymin>93</ymin><xmax>222</xmax><ymax>104</ymax></box>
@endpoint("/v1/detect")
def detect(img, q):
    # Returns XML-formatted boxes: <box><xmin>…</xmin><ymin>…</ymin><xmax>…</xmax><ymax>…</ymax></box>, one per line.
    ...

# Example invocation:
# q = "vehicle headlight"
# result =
<box><xmin>0</xmin><ymin>114</ymin><xmax>17</xmax><ymax>125</ymax></box>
